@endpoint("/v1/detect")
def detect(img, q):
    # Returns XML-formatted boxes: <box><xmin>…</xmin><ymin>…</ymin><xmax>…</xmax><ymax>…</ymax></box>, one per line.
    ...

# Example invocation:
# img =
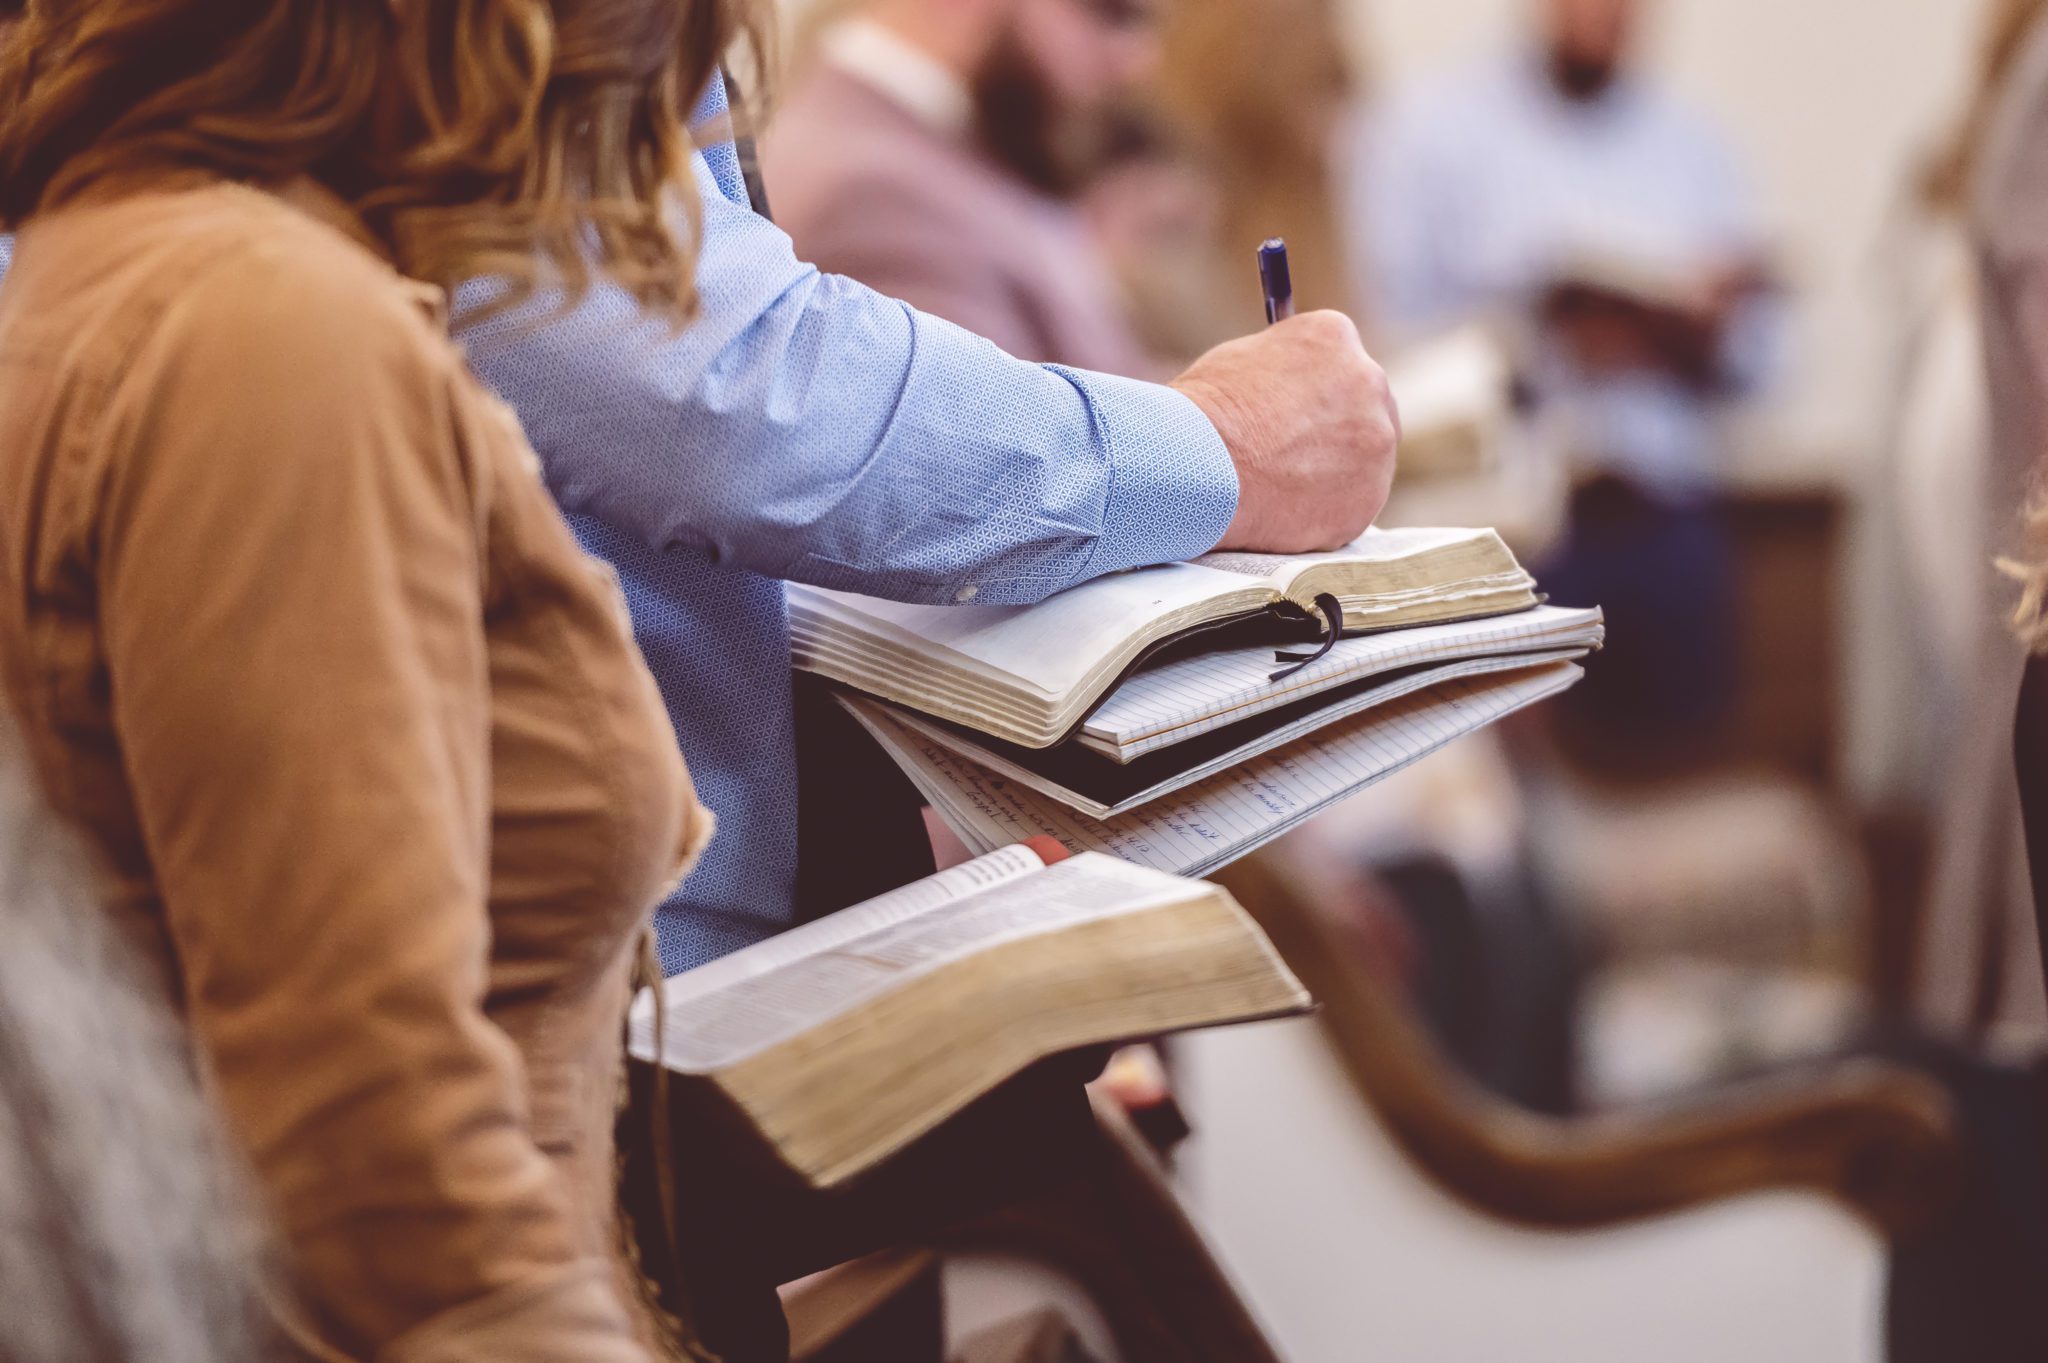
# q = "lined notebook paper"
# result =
<box><xmin>846</xmin><ymin>662</ymin><xmax>1583</xmax><ymax>879</ymax></box>
<box><xmin>861</xmin><ymin>650</ymin><xmax>1590</xmax><ymax>819</ymax></box>
<box><xmin>1080</xmin><ymin>604</ymin><xmax>1603</xmax><ymax>761</ymax></box>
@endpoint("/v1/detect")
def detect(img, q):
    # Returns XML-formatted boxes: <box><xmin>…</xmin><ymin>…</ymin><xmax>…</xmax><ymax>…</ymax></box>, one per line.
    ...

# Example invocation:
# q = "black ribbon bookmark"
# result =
<box><xmin>1268</xmin><ymin>593</ymin><xmax>1347</xmax><ymax>683</ymax></box>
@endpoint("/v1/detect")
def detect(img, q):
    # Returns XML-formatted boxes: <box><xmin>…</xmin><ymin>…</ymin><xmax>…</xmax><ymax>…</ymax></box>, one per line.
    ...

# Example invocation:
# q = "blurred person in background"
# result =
<box><xmin>0</xmin><ymin>1</ymin><xmax>726</xmax><ymax>1357</ymax></box>
<box><xmin>1853</xmin><ymin>14</ymin><xmax>2048</xmax><ymax>1358</ymax></box>
<box><xmin>1357</xmin><ymin>0</ymin><xmax>1780</xmax><ymax>756</ymax></box>
<box><xmin>1845</xmin><ymin>1</ymin><xmax>2038</xmax><ymax>1029</ymax></box>
<box><xmin>766</xmin><ymin>0</ymin><xmax>1168</xmax><ymax>373</ymax></box>
<box><xmin>1151</xmin><ymin>0</ymin><xmax>1362</xmax><ymax>346</ymax></box>
<box><xmin>0</xmin><ymin>720</ymin><xmax>274</xmax><ymax>1363</ymax></box>
<box><xmin>1913</xmin><ymin>0</ymin><xmax>2048</xmax><ymax>1051</ymax></box>
<box><xmin>1076</xmin><ymin>109</ymin><xmax>1237</xmax><ymax>366</ymax></box>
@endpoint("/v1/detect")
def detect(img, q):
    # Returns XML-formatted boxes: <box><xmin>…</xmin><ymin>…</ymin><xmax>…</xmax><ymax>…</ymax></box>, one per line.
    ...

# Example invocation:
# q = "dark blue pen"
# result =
<box><xmin>1258</xmin><ymin>237</ymin><xmax>1295</xmax><ymax>324</ymax></box>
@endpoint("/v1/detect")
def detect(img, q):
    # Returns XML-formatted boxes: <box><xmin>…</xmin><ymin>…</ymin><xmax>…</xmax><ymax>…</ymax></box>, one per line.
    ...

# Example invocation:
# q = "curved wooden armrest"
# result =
<box><xmin>1212</xmin><ymin>849</ymin><xmax>1967</xmax><ymax>1238</ymax></box>
<box><xmin>943</xmin><ymin>1092</ymin><xmax>1287</xmax><ymax>1363</ymax></box>
<box><xmin>777</xmin><ymin>1098</ymin><xmax>1284</xmax><ymax>1363</ymax></box>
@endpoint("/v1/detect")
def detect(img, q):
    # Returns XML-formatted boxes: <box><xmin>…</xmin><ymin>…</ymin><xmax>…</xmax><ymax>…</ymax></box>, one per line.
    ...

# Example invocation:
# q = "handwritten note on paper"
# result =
<box><xmin>850</xmin><ymin>661</ymin><xmax>1583</xmax><ymax>878</ymax></box>
<box><xmin>881</xmin><ymin>649</ymin><xmax>1588</xmax><ymax>820</ymax></box>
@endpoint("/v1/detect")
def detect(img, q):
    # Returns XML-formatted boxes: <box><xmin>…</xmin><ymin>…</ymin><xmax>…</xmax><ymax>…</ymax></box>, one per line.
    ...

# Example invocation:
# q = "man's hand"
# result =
<box><xmin>1171</xmin><ymin>310</ymin><xmax>1400</xmax><ymax>554</ymax></box>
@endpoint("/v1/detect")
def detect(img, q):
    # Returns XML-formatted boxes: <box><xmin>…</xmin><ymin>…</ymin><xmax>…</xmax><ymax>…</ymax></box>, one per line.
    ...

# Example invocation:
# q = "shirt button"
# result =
<box><xmin>954</xmin><ymin>584</ymin><xmax>979</xmax><ymax>603</ymax></box>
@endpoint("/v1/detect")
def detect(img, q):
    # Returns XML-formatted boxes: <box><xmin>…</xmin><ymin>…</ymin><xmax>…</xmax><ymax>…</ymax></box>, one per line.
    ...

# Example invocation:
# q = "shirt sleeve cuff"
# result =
<box><xmin>1051</xmin><ymin>366</ymin><xmax>1239</xmax><ymax>581</ymax></box>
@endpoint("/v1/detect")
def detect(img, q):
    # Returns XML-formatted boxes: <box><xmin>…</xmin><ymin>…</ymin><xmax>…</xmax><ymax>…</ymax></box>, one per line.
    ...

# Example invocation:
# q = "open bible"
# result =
<box><xmin>627</xmin><ymin>841</ymin><xmax>1308</xmax><ymax>1189</ymax></box>
<box><xmin>790</xmin><ymin>527</ymin><xmax>1539</xmax><ymax>749</ymax></box>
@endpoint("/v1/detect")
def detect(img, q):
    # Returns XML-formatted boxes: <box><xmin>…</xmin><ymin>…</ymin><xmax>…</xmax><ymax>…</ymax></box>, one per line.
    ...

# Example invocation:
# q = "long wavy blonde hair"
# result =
<box><xmin>0</xmin><ymin>0</ymin><xmax>771</xmax><ymax>322</ymax></box>
<box><xmin>2003</xmin><ymin>526</ymin><xmax>2048</xmax><ymax>651</ymax></box>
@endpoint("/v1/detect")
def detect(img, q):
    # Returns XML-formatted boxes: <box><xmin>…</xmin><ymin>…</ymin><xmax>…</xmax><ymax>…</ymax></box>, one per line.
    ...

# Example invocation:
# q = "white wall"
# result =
<box><xmin>1346</xmin><ymin>0</ymin><xmax>1987</xmax><ymax>470</ymax></box>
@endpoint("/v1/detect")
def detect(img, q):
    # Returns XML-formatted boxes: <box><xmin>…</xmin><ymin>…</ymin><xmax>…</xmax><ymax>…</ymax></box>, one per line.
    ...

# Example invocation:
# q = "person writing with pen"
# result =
<box><xmin>0</xmin><ymin>0</ymin><xmax>1399</xmax><ymax>976</ymax></box>
<box><xmin>452</xmin><ymin>0</ymin><xmax>1402</xmax><ymax>980</ymax></box>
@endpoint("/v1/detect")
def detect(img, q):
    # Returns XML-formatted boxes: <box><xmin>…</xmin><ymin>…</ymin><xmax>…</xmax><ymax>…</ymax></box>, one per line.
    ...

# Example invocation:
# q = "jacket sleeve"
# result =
<box><xmin>96</xmin><ymin>252</ymin><xmax>649</xmax><ymax>1363</ymax></box>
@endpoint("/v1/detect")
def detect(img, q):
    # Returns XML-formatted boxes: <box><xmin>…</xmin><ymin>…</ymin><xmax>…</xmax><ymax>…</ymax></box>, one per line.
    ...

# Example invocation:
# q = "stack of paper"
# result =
<box><xmin>792</xmin><ymin>529</ymin><xmax>1600</xmax><ymax>878</ymax></box>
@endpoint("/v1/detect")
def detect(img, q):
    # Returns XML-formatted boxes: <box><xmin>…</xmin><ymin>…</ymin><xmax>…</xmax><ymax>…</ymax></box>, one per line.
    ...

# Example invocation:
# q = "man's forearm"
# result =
<box><xmin>460</xmin><ymin>164</ymin><xmax>1238</xmax><ymax>610</ymax></box>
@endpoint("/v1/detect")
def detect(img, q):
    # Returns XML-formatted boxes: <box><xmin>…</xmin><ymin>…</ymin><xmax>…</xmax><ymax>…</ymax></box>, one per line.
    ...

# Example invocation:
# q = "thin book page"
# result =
<box><xmin>647</xmin><ymin>853</ymin><xmax>1203</xmax><ymax>1073</ymax></box>
<box><xmin>791</xmin><ymin>624</ymin><xmax>1047</xmax><ymax>724</ymax></box>
<box><xmin>1191</xmin><ymin>525</ymin><xmax>1498</xmax><ymax>584</ymax></box>
<box><xmin>1083</xmin><ymin>605</ymin><xmax>1604</xmax><ymax>758</ymax></box>
<box><xmin>853</xmin><ymin>663</ymin><xmax>1583</xmax><ymax>879</ymax></box>
<box><xmin>628</xmin><ymin>842</ymin><xmax>1049</xmax><ymax>1058</ymax></box>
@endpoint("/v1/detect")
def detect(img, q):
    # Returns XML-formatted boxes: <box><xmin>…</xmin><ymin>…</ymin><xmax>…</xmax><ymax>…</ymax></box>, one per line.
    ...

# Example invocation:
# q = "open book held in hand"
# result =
<box><xmin>627</xmin><ymin>841</ymin><xmax>1308</xmax><ymax>1190</ymax></box>
<box><xmin>790</xmin><ymin>526</ymin><xmax>1539</xmax><ymax>749</ymax></box>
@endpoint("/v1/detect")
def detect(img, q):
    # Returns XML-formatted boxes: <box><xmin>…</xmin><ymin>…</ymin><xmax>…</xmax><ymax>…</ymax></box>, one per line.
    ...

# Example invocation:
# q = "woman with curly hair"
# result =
<box><xmin>0</xmin><ymin>2</ymin><xmax>762</xmax><ymax>1358</ymax></box>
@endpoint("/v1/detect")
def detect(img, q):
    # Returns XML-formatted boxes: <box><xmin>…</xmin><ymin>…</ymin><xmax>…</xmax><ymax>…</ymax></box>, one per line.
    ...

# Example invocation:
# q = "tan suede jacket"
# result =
<box><xmin>0</xmin><ymin>177</ymin><xmax>711</xmax><ymax>1363</ymax></box>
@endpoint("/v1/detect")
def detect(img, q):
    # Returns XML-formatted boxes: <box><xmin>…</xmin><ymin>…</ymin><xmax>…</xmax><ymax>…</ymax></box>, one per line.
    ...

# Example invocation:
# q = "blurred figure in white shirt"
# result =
<box><xmin>1357</xmin><ymin>0</ymin><xmax>1782</xmax><ymax>754</ymax></box>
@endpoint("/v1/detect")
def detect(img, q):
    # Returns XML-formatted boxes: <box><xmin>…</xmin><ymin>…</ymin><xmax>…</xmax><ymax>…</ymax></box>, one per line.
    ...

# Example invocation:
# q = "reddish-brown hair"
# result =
<box><xmin>0</xmin><ymin>0</ymin><xmax>771</xmax><ymax>320</ymax></box>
